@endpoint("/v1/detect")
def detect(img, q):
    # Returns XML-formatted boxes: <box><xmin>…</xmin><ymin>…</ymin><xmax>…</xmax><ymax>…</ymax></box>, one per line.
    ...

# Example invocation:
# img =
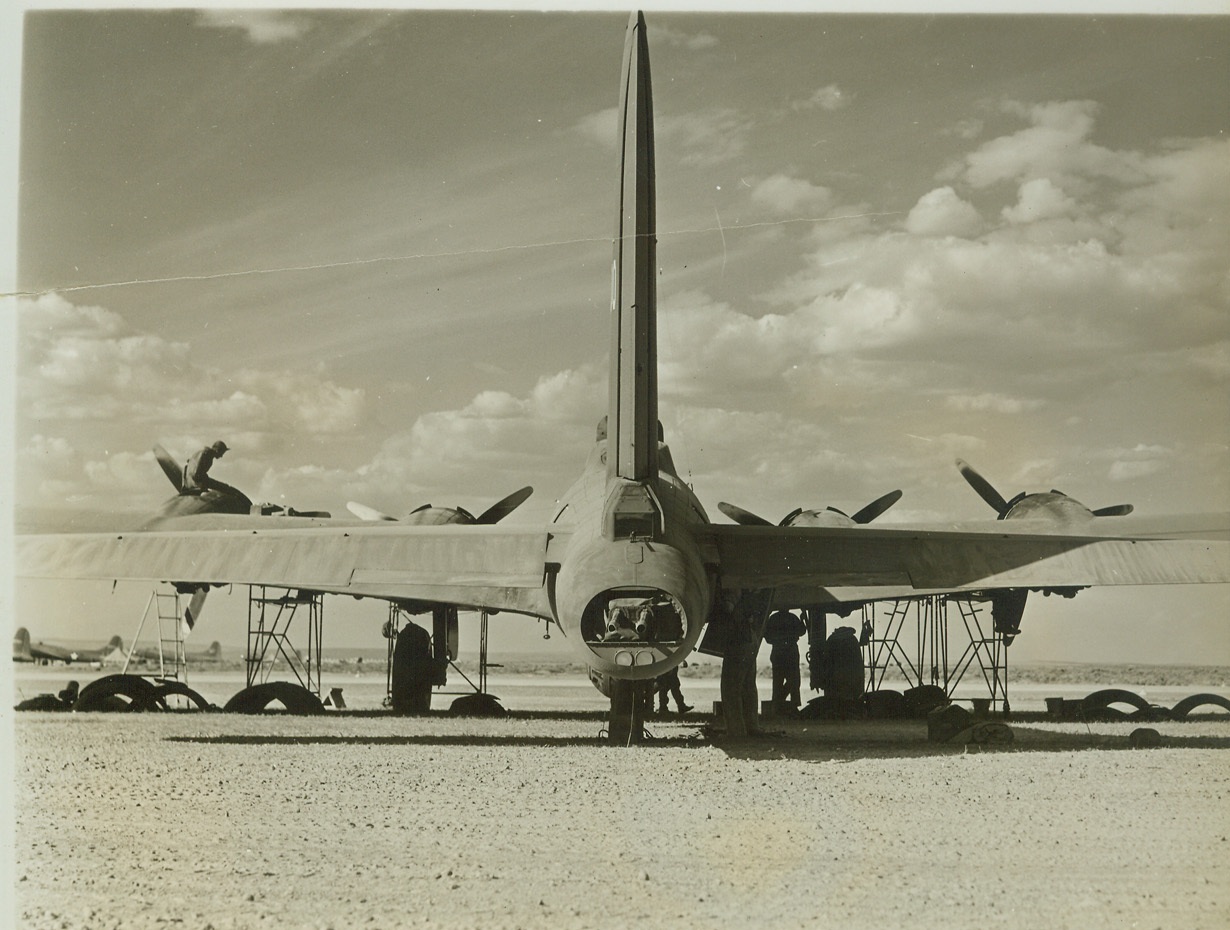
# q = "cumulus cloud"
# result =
<box><xmin>573</xmin><ymin>106</ymin><xmax>753</xmax><ymax>166</ymax></box>
<box><xmin>792</xmin><ymin>84</ymin><xmax>850</xmax><ymax>112</ymax></box>
<box><xmin>657</xmin><ymin>108</ymin><xmax>754</xmax><ymax>167</ymax></box>
<box><xmin>656</xmin><ymin>286</ymin><xmax>921</xmax><ymax>408</ymax></box>
<box><xmin>944</xmin><ymin>118</ymin><xmax>984</xmax><ymax>140</ymax></box>
<box><xmin>652</xmin><ymin>24</ymin><xmax>719</xmax><ymax>51</ymax></box>
<box><xmin>946</xmin><ymin>393</ymin><xmax>1044</xmax><ymax>415</ymax></box>
<box><xmin>649</xmin><ymin>95</ymin><xmax>1225</xmax><ymax>516</ymax></box>
<box><xmin>16</xmin><ymin>294</ymin><xmax>368</xmax><ymax>506</ymax></box>
<box><xmin>20</xmin><ymin>294</ymin><xmax>193</xmax><ymax>421</ymax></box>
<box><xmin>765</xmin><ymin>98</ymin><xmax>1227</xmax><ymax>371</ymax></box>
<box><xmin>571</xmin><ymin>107</ymin><xmax>618</xmax><ymax>149</ymax></box>
<box><xmin>957</xmin><ymin>100</ymin><xmax>1147</xmax><ymax>191</ymax></box>
<box><xmin>750</xmin><ymin>174</ymin><xmax>833</xmax><ymax>216</ymax></box>
<box><xmin>1107</xmin><ymin>443</ymin><xmax>1173</xmax><ymax>482</ymax></box>
<box><xmin>905</xmin><ymin>187</ymin><xmax>983</xmax><ymax>237</ymax></box>
<box><xmin>19</xmin><ymin>294</ymin><xmax>365</xmax><ymax>438</ymax></box>
<box><xmin>194</xmin><ymin>10</ymin><xmax>312</xmax><ymax>44</ymax></box>
<box><xmin>1108</xmin><ymin>458</ymin><xmax>1167</xmax><ymax>482</ymax></box>
<box><xmin>17</xmin><ymin>435</ymin><xmax>86</xmax><ymax>502</ymax></box>
<box><xmin>330</xmin><ymin>366</ymin><xmax>605</xmax><ymax>510</ymax></box>
<box><xmin>1002</xmin><ymin>177</ymin><xmax>1079</xmax><ymax>224</ymax></box>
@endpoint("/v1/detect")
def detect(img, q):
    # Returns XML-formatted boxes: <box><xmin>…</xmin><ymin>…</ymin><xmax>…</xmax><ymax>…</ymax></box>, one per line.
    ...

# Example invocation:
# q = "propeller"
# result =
<box><xmin>153</xmin><ymin>443</ymin><xmax>185</xmax><ymax>493</ymax></box>
<box><xmin>346</xmin><ymin>501</ymin><xmax>399</xmax><ymax>522</ymax></box>
<box><xmin>1089</xmin><ymin>503</ymin><xmax>1135</xmax><ymax>517</ymax></box>
<box><xmin>474</xmin><ymin>486</ymin><xmax>535</xmax><ymax>524</ymax></box>
<box><xmin>955</xmin><ymin>459</ymin><xmax>1012</xmax><ymax>516</ymax></box>
<box><xmin>955</xmin><ymin>459</ymin><xmax>1133</xmax><ymax>519</ymax></box>
<box><xmin>718</xmin><ymin>489</ymin><xmax>903</xmax><ymax>527</ymax></box>
<box><xmin>848</xmin><ymin>489</ymin><xmax>904</xmax><ymax>524</ymax></box>
<box><xmin>347</xmin><ymin>486</ymin><xmax>534</xmax><ymax>525</ymax></box>
<box><xmin>717</xmin><ymin>502</ymin><xmax>773</xmax><ymax>526</ymax></box>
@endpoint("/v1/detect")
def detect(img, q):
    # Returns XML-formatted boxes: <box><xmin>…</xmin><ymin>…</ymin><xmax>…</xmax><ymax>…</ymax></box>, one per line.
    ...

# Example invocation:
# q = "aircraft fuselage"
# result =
<box><xmin>549</xmin><ymin>438</ymin><xmax>715</xmax><ymax>681</ymax></box>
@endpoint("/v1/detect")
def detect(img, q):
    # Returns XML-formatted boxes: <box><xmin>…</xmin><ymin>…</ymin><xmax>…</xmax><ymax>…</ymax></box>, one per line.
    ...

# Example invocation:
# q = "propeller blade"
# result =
<box><xmin>475</xmin><ymin>486</ymin><xmax>535</xmax><ymax>524</ymax></box>
<box><xmin>779</xmin><ymin>507</ymin><xmax>804</xmax><ymax>526</ymax></box>
<box><xmin>184</xmin><ymin>587</ymin><xmax>209</xmax><ymax>634</ymax></box>
<box><xmin>850</xmin><ymin>489</ymin><xmax>903</xmax><ymax>524</ymax></box>
<box><xmin>718</xmin><ymin>502</ymin><xmax>774</xmax><ymax>526</ymax></box>
<box><xmin>1092</xmin><ymin>504</ymin><xmax>1134</xmax><ymax>517</ymax></box>
<box><xmin>346</xmin><ymin>501</ymin><xmax>399</xmax><ymax>522</ymax></box>
<box><xmin>956</xmin><ymin>460</ymin><xmax>1010</xmax><ymax>516</ymax></box>
<box><xmin>153</xmin><ymin>443</ymin><xmax>184</xmax><ymax>493</ymax></box>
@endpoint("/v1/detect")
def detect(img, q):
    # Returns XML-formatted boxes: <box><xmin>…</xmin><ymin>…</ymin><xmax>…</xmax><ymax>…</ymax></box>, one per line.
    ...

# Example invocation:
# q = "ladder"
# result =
<box><xmin>122</xmin><ymin>587</ymin><xmax>187</xmax><ymax>682</ymax></box>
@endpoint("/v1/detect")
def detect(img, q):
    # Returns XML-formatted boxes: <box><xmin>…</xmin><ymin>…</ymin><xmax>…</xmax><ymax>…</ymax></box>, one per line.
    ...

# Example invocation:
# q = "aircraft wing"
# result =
<box><xmin>703</xmin><ymin>513</ymin><xmax>1230</xmax><ymax>603</ymax></box>
<box><xmin>17</xmin><ymin>520</ymin><xmax>562</xmax><ymax>618</ymax></box>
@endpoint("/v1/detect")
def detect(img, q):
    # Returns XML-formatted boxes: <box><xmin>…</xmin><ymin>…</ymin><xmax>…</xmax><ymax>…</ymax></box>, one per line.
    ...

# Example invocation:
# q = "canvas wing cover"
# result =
<box><xmin>704</xmin><ymin>513</ymin><xmax>1230</xmax><ymax>603</ymax></box>
<box><xmin>17</xmin><ymin>520</ymin><xmax>561</xmax><ymax>618</ymax></box>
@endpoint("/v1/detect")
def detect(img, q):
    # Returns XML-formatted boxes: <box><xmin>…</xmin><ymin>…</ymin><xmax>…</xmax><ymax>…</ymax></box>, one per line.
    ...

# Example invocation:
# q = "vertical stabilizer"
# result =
<box><xmin>609</xmin><ymin>11</ymin><xmax>658</xmax><ymax>481</ymax></box>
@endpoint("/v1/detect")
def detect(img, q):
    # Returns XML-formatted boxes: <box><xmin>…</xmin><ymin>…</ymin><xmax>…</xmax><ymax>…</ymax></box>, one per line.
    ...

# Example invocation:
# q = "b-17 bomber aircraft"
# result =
<box><xmin>16</xmin><ymin>13</ymin><xmax>1230</xmax><ymax>741</ymax></box>
<box><xmin>13</xmin><ymin>628</ymin><xmax>124</xmax><ymax>665</ymax></box>
<box><xmin>127</xmin><ymin>640</ymin><xmax>223</xmax><ymax>664</ymax></box>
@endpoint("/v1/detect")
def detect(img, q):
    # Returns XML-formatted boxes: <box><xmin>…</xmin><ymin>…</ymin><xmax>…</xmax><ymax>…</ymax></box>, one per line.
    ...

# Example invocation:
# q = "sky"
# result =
<box><xmin>5</xmin><ymin>6</ymin><xmax>1229</xmax><ymax>665</ymax></box>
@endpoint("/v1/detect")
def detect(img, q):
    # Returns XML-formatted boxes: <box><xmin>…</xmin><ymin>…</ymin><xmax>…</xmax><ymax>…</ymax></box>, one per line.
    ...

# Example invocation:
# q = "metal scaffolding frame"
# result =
<box><xmin>862</xmin><ymin>594</ymin><xmax>1011</xmax><ymax>711</ymax></box>
<box><xmin>949</xmin><ymin>597</ymin><xmax>1010</xmax><ymax>712</ymax></box>
<box><xmin>246</xmin><ymin>586</ymin><xmax>323</xmax><ymax>695</ymax></box>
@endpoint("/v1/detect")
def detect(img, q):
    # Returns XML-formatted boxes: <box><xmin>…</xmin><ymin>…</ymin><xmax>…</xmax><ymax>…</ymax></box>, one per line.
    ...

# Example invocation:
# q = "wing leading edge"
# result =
<box><xmin>17</xmin><ymin>523</ymin><xmax>563</xmax><ymax>618</ymax></box>
<box><xmin>19</xmin><ymin>512</ymin><xmax>1228</xmax><ymax>616</ymax></box>
<box><xmin>705</xmin><ymin>513</ymin><xmax>1230</xmax><ymax>603</ymax></box>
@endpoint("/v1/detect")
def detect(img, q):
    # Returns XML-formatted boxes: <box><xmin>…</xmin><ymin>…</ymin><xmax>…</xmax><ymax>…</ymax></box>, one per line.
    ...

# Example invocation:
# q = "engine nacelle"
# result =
<box><xmin>1002</xmin><ymin>491</ymin><xmax>1094</xmax><ymax>525</ymax></box>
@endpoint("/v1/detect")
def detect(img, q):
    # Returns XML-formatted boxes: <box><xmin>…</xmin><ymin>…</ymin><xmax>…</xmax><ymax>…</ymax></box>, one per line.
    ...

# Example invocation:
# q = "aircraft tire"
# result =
<box><xmin>1170</xmin><ymin>693</ymin><xmax>1230</xmax><ymax>718</ymax></box>
<box><xmin>74</xmin><ymin>674</ymin><xmax>159</xmax><ymax>712</ymax></box>
<box><xmin>1129</xmin><ymin>727</ymin><xmax>1163</xmax><ymax>748</ymax></box>
<box><xmin>1081</xmin><ymin>688</ymin><xmax>1149</xmax><ymax>720</ymax></box>
<box><xmin>390</xmin><ymin>623</ymin><xmax>433</xmax><ymax>714</ymax></box>
<box><xmin>449</xmin><ymin>693</ymin><xmax>507</xmax><ymax>717</ymax></box>
<box><xmin>903</xmin><ymin>684</ymin><xmax>948</xmax><ymax>718</ymax></box>
<box><xmin>147</xmin><ymin>680</ymin><xmax>216</xmax><ymax>712</ymax></box>
<box><xmin>223</xmin><ymin>682</ymin><xmax>326</xmax><ymax>715</ymax></box>
<box><xmin>863</xmin><ymin>689</ymin><xmax>907</xmax><ymax>719</ymax></box>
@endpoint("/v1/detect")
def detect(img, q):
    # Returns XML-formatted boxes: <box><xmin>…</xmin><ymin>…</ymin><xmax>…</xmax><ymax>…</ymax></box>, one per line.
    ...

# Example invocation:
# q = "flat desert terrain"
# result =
<box><xmin>8</xmin><ymin>668</ymin><xmax>1230</xmax><ymax>930</ymax></box>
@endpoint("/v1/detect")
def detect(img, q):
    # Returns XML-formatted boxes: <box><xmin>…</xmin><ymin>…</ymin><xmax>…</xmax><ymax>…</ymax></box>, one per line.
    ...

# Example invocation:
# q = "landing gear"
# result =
<box><xmin>390</xmin><ymin>622</ymin><xmax>434</xmax><ymax>715</ymax></box>
<box><xmin>607</xmin><ymin>679</ymin><xmax>652</xmax><ymax>745</ymax></box>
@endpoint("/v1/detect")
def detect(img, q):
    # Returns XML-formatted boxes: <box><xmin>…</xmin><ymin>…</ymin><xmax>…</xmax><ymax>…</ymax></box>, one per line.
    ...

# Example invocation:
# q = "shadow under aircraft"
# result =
<box><xmin>16</xmin><ymin>13</ymin><xmax>1230</xmax><ymax>743</ymax></box>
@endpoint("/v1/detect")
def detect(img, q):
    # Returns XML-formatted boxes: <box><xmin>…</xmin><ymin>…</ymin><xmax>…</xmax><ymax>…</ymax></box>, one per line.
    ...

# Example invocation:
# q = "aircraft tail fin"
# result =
<box><xmin>105</xmin><ymin>635</ymin><xmax>124</xmax><ymax>652</ymax></box>
<box><xmin>608</xmin><ymin>11</ymin><xmax>658</xmax><ymax>483</ymax></box>
<box><xmin>13</xmin><ymin>627</ymin><xmax>33</xmax><ymax>661</ymax></box>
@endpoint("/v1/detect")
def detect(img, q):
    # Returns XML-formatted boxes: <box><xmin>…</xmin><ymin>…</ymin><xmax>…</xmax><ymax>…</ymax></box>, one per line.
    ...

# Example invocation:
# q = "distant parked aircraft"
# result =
<box><xmin>12</xmin><ymin>627</ymin><xmax>124</xmax><ymax>664</ymax></box>
<box><xmin>128</xmin><ymin>640</ymin><xmax>224</xmax><ymax>663</ymax></box>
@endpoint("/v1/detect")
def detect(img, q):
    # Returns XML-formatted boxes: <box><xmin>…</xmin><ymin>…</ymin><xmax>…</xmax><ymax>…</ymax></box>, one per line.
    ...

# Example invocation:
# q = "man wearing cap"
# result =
<box><xmin>183</xmin><ymin>440</ymin><xmax>240</xmax><ymax>498</ymax></box>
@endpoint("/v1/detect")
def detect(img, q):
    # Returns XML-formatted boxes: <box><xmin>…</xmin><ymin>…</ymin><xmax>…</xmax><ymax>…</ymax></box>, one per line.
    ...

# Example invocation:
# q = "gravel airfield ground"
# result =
<box><xmin>10</xmin><ymin>697</ymin><xmax>1230</xmax><ymax>930</ymax></box>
